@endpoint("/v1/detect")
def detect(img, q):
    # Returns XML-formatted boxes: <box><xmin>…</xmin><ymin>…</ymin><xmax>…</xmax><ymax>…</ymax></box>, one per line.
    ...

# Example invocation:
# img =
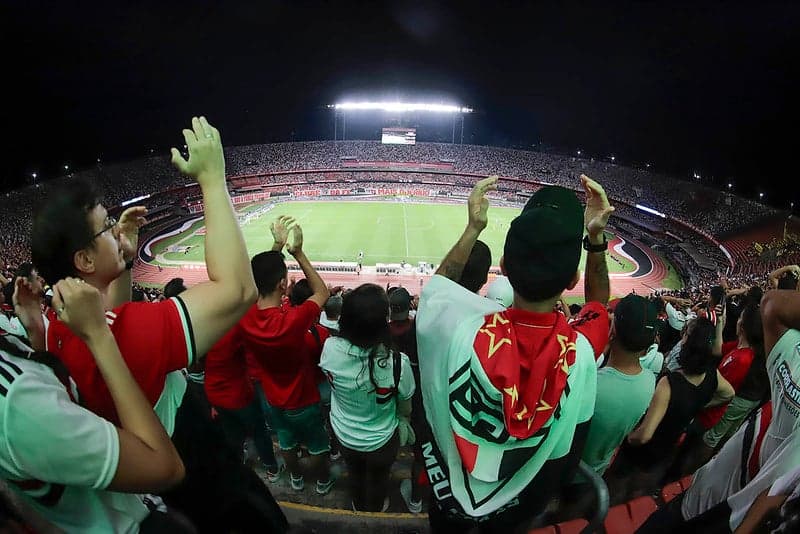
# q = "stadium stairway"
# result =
<box><xmin>258</xmin><ymin>445</ymin><xmax>429</xmax><ymax>534</ymax></box>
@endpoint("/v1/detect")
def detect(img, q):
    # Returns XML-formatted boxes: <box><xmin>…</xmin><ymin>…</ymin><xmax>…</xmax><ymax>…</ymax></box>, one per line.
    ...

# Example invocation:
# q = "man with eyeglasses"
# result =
<box><xmin>22</xmin><ymin>117</ymin><xmax>287</xmax><ymax>532</ymax></box>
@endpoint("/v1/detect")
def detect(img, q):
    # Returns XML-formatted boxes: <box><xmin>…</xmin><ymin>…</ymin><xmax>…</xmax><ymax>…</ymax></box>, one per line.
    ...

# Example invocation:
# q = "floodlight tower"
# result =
<box><xmin>328</xmin><ymin>101</ymin><xmax>473</xmax><ymax>143</ymax></box>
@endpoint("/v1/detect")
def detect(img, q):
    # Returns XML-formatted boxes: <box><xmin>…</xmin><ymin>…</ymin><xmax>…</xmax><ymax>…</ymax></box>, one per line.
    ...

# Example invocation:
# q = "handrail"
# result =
<box><xmin>576</xmin><ymin>461</ymin><xmax>609</xmax><ymax>533</ymax></box>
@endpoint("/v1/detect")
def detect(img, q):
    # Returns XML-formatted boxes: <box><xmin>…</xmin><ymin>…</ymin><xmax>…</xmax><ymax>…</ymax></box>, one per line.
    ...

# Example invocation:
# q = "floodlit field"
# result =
<box><xmin>152</xmin><ymin>200</ymin><xmax>635</xmax><ymax>272</ymax></box>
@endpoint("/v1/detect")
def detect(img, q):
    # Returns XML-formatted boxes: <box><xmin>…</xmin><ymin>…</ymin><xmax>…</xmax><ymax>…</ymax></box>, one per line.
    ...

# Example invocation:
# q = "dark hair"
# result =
<box><xmin>324</xmin><ymin>294</ymin><xmax>343</xmax><ymax>319</ymax></box>
<box><xmin>163</xmin><ymin>277</ymin><xmax>187</xmax><ymax>298</ymax></box>
<box><xmin>250</xmin><ymin>251</ymin><xmax>287</xmax><ymax>297</ymax></box>
<box><xmin>338</xmin><ymin>283</ymin><xmax>395</xmax><ymax>394</ymax></box>
<box><xmin>678</xmin><ymin>317</ymin><xmax>715</xmax><ymax>375</ymax></box>
<box><xmin>458</xmin><ymin>240</ymin><xmax>492</xmax><ymax>293</ymax></box>
<box><xmin>31</xmin><ymin>180</ymin><xmax>102</xmax><ymax>285</ymax></box>
<box><xmin>777</xmin><ymin>272</ymin><xmax>799</xmax><ymax>290</ymax></box>
<box><xmin>15</xmin><ymin>262</ymin><xmax>35</xmax><ymax>279</ymax></box>
<box><xmin>745</xmin><ymin>285</ymin><xmax>764</xmax><ymax>306</ymax></box>
<box><xmin>739</xmin><ymin>304</ymin><xmax>763</xmax><ymax>349</ymax></box>
<box><xmin>504</xmin><ymin>255</ymin><xmax>575</xmax><ymax>302</ymax></box>
<box><xmin>132</xmin><ymin>288</ymin><xmax>146</xmax><ymax>302</ymax></box>
<box><xmin>289</xmin><ymin>278</ymin><xmax>313</xmax><ymax>306</ymax></box>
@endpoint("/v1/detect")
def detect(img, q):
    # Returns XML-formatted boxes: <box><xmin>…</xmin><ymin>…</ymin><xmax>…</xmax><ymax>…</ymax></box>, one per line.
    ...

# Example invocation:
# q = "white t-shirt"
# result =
<box><xmin>320</xmin><ymin>336</ymin><xmax>415</xmax><ymax>452</ymax></box>
<box><xmin>665</xmin><ymin>302</ymin><xmax>694</xmax><ymax>330</ymax></box>
<box><xmin>640</xmin><ymin>344</ymin><xmax>664</xmax><ymax>374</ymax></box>
<box><xmin>0</xmin><ymin>345</ymin><xmax>148</xmax><ymax>533</ymax></box>
<box><xmin>682</xmin><ymin>328</ymin><xmax>800</xmax><ymax>530</ymax></box>
<box><xmin>0</xmin><ymin>314</ymin><xmax>29</xmax><ymax>338</ymax></box>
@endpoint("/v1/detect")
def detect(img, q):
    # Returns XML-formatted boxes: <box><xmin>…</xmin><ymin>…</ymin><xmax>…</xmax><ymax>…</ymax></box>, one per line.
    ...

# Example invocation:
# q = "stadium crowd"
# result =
<box><xmin>0</xmin><ymin>119</ymin><xmax>798</xmax><ymax>534</ymax></box>
<box><xmin>0</xmin><ymin>140</ymin><xmax>784</xmax><ymax>274</ymax></box>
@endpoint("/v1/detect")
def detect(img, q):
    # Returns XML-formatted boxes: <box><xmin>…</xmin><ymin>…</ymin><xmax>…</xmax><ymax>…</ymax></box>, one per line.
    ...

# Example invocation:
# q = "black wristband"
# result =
<box><xmin>125</xmin><ymin>259</ymin><xmax>135</xmax><ymax>270</ymax></box>
<box><xmin>582</xmin><ymin>234</ymin><xmax>608</xmax><ymax>253</ymax></box>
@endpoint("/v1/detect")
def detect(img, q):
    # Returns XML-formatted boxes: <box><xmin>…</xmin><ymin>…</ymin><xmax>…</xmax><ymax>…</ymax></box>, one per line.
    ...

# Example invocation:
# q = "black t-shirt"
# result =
<box><xmin>623</xmin><ymin>367</ymin><xmax>718</xmax><ymax>465</ymax></box>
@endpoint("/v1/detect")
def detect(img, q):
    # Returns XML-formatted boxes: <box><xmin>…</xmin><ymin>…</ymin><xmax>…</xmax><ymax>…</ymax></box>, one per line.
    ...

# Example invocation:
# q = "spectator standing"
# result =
<box><xmin>320</xmin><ymin>284</ymin><xmax>415</xmax><ymax>511</ymax></box>
<box><xmin>28</xmin><ymin>117</ymin><xmax>286</xmax><ymax>532</ymax></box>
<box><xmin>581</xmin><ymin>294</ymin><xmax>658</xmax><ymax>476</ymax></box>
<box><xmin>416</xmin><ymin>175</ymin><xmax>613</xmax><ymax>531</ymax></box>
<box><xmin>613</xmin><ymin>317</ymin><xmax>734</xmax><ymax>492</ymax></box>
<box><xmin>0</xmin><ymin>277</ymin><xmax>186</xmax><ymax>531</ymax></box>
<box><xmin>638</xmin><ymin>288</ymin><xmax>800</xmax><ymax>532</ymax></box>
<box><xmin>387</xmin><ymin>287</ymin><xmax>425</xmax><ymax>513</ymax></box>
<box><xmin>320</xmin><ymin>293</ymin><xmax>342</xmax><ymax>334</ymax></box>
<box><xmin>238</xmin><ymin>217</ymin><xmax>334</xmax><ymax>495</ymax></box>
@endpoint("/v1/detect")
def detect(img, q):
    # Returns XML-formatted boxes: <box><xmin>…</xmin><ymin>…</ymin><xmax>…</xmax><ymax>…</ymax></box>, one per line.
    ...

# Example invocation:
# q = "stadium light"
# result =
<box><xmin>728</xmin><ymin>183</ymin><xmax>733</xmax><ymax>188</ymax></box>
<box><xmin>64</xmin><ymin>164</ymin><xmax>69</xmax><ymax>171</ymax></box>
<box><xmin>331</xmin><ymin>102</ymin><xmax>472</xmax><ymax>113</ymax></box>
<box><xmin>610</xmin><ymin>155</ymin><xmax>616</xmax><ymax>162</ymax></box>
<box><xmin>31</xmin><ymin>172</ymin><xmax>37</xmax><ymax>179</ymax></box>
<box><xmin>635</xmin><ymin>204</ymin><xmax>666</xmax><ymax>218</ymax></box>
<box><xmin>577</xmin><ymin>149</ymin><xmax>582</xmax><ymax>156</ymax></box>
<box><xmin>760</xmin><ymin>192</ymin><xmax>764</xmax><ymax>198</ymax></box>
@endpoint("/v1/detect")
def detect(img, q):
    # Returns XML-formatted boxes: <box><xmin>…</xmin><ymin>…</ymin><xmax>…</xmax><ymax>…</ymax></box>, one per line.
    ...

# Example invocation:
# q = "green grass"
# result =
<box><xmin>655</xmin><ymin>251</ymin><xmax>684</xmax><ymax>290</ymax></box>
<box><xmin>152</xmin><ymin>200</ymin><xmax>637</xmax><ymax>274</ymax></box>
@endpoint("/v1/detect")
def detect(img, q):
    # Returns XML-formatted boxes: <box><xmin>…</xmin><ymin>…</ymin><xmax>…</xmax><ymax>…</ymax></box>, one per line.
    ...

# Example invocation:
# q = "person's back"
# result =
<box><xmin>416</xmin><ymin>175</ymin><xmax>614</xmax><ymax>530</ymax></box>
<box><xmin>239</xmin><ymin>221</ymin><xmax>335</xmax><ymax>496</ymax></box>
<box><xmin>581</xmin><ymin>294</ymin><xmax>657</xmax><ymax>475</ymax></box>
<box><xmin>241</xmin><ymin>299</ymin><xmax>322</xmax><ymax>409</ymax></box>
<box><xmin>638</xmin><ymin>290</ymin><xmax>800</xmax><ymax>533</ymax></box>
<box><xmin>644</xmin><ymin>369</ymin><xmax>717</xmax><ymax>454</ymax></box>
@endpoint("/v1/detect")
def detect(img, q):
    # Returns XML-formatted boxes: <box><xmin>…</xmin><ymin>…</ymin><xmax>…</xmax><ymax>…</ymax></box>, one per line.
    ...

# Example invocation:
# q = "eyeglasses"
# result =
<box><xmin>91</xmin><ymin>215</ymin><xmax>118</xmax><ymax>241</ymax></box>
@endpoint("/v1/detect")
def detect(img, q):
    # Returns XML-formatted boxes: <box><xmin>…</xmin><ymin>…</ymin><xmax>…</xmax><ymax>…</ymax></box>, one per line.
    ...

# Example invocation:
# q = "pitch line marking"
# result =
<box><xmin>402</xmin><ymin>202</ymin><xmax>410</xmax><ymax>257</ymax></box>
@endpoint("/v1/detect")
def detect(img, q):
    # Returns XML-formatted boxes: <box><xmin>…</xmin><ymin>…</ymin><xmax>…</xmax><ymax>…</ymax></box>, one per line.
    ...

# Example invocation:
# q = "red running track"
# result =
<box><xmin>134</xmin><ymin>236</ymin><xmax>671</xmax><ymax>299</ymax></box>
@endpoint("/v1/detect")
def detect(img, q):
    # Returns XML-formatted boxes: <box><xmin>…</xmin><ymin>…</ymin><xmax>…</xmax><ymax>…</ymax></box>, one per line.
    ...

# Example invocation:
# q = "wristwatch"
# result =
<box><xmin>582</xmin><ymin>234</ymin><xmax>608</xmax><ymax>253</ymax></box>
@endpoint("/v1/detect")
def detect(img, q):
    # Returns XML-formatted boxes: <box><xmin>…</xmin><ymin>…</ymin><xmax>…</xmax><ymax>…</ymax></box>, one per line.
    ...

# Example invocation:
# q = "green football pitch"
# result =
<box><xmin>152</xmin><ymin>200</ymin><xmax>635</xmax><ymax>272</ymax></box>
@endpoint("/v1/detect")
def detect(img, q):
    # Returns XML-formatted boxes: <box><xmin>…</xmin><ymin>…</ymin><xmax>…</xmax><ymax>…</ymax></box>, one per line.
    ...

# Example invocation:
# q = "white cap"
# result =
<box><xmin>486</xmin><ymin>275</ymin><xmax>514</xmax><ymax>308</ymax></box>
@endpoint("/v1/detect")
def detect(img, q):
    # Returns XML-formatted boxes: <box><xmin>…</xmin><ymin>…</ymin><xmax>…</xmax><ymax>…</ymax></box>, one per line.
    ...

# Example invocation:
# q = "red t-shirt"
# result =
<box><xmin>567</xmin><ymin>301</ymin><xmax>612</xmax><ymax>361</ymax></box>
<box><xmin>239</xmin><ymin>300</ymin><xmax>323</xmax><ymax>410</ymax></box>
<box><xmin>697</xmin><ymin>340</ymin><xmax>755</xmax><ymax>429</ymax></box>
<box><xmin>46</xmin><ymin>297</ymin><xmax>195</xmax><ymax>425</ymax></box>
<box><xmin>204</xmin><ymin>325</ymin><xmax>254</xmax><ymax>410</ymax></box>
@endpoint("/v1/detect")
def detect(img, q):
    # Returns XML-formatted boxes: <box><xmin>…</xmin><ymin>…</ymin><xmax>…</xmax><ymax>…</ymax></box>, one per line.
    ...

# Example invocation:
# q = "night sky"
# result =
<box><xmin>4</xmin><ymin>1</ymin><xmax>799</xmax><ymax>208</ymax></box>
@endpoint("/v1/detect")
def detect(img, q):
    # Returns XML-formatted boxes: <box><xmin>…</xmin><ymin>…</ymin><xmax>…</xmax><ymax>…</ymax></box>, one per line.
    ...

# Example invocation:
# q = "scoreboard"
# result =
<box><xmin>381</xmin><ymin>127</ymin><xmax>417</xmax><ymax>145</ymax></box>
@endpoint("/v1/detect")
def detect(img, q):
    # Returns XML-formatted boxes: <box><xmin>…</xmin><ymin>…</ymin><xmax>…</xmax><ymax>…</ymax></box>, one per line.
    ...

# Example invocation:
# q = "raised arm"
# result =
<box><xmin>53</xmin><ymin>278</ymin><xmax>184</xmax><ymax>492</ymax></box>
<box><xmin>436</xmin><ymin>176</ymin><xmax>498</xmax><ymax>282</ymax></box>
<box><xmin>768</xmin><ymin>264</ymin><xmax>800</xmax><ymax>288</ymax></box>
<box><xmin>270</xmin><ymin>215</ymin><xmax>294</xmax><ymax>252</ymax></box>
<box><xmin>286</xmin><ymin>223</ymin><xmax>330</xmax><ymax>308</ymax></box>
<box><xmin>761</xmin><ymin>289</ymin><xmax>800</xmax><ymax>357</ymax></box>
<box><xmin>661</xmin><ymin>295</ymin><xmax>691</xmax><ymax>308</ymax></box>
<box><xmin>169</xmin><ymin>117</ymin><xmax>258</xmax><ymax>356</ymax></box>
<box><xmin>582</xmin><ymin>175</ymin><xmax>614</xmax><ymax>305</ymax></box>
<box><xmin>705</xmin><ymin>371</ymin><xmax>735</xmax><ymax>408</ymax></box>
<box><xmin>107</xmin><ymin>205</ymin><xmax>148</xmax><ymax>308</ymax></box>
<box><xmin>712</xmin><ymin>304</ymin><xmax>726</xmax><ymax>357</ymax></box>
<box><xmin>12</xmin><ymin>277</ymin><xmax>45</xmax><ymax>350</ymax></box>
